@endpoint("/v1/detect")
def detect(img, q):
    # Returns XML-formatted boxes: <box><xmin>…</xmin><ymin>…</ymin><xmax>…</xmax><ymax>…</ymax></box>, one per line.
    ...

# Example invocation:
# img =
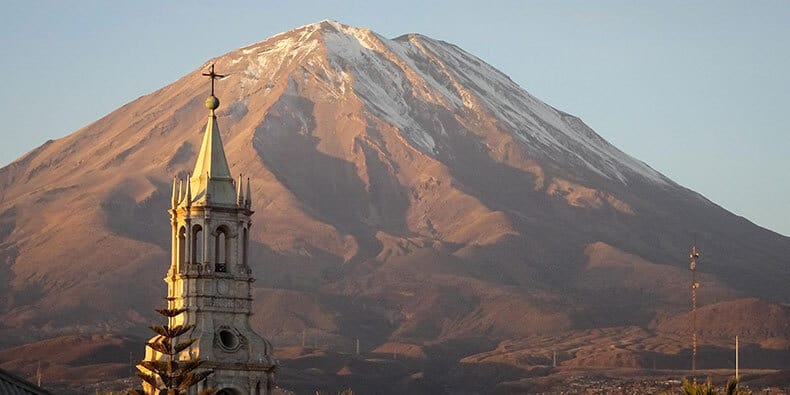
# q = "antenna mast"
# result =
<box><xmin>690</xmin><ymin>244</ymin><xmax>700</xmax><ymax>384</ymax></box>
<box><xmin>735</xmin><ymin>335</ymin><xmax>739</xmax><ymax>385</ymax></box>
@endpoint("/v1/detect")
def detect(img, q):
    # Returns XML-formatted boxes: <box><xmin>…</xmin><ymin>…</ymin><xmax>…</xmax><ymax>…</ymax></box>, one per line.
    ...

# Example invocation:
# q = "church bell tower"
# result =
<box><xmin>144</xmin><ymin>65</ymin><xmax>277</xmax><ymax>394</ymax></box>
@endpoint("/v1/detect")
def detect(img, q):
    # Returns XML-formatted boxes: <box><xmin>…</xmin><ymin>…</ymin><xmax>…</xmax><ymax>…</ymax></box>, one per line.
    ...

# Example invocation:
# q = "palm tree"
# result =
<box><xmin>679</xmin><ymin>378</ymin><xmax>715</xmax><ymax>395</ymax></box>
<box><xmin>723</xmin><ymin>378</ymin><xmax>750</xmax><ymax>395</ymax></box>
<box><xmin>127</xmin><ymin>307</ymin><xmax>214</xmax><ymax>395</ymax></box>
<box><xmin>664</xmin><ymin>377</ymin><xmax>750</xmax><ymax>395</ymax></box>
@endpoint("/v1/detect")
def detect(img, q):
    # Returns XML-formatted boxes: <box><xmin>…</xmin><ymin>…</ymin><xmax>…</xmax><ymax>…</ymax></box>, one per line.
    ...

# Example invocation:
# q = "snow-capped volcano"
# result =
<box><xmin>232</xmin><ymin>20</ymin><xmax>668</xmax><ymax>185</ymax></box>
<box><xmin>0</xmin><ymin>20</ymin><xmax>789</xmax><ymax>393</ymax></box>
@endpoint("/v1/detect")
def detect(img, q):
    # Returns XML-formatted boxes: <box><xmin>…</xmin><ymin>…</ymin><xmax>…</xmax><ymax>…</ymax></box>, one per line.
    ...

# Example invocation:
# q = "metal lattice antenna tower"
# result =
<box><xmin>689</xmin><ymin>244</ymin><xmax>700</xmax><ymax>384</ymax></box>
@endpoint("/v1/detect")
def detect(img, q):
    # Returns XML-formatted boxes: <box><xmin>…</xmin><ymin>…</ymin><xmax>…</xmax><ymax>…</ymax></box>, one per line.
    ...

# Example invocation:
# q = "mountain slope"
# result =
<box><xmin>0</xmin><ymin>20</ymin><xmax>789</xmax><ymax>391</ymax></box>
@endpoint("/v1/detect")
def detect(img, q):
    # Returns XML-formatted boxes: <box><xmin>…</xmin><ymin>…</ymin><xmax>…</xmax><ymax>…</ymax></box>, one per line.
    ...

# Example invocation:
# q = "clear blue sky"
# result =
<box><xmin>2</xmin><ymin>1</ymin><xmax>788</xmax><ymax>236</ymax></box>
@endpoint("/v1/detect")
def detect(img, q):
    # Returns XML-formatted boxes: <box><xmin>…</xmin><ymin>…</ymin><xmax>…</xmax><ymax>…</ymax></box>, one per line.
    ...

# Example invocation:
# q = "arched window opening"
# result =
<box><xmin>215</xmin><ymin>226</ymin><xmax>230</xmax><ymax>272</ymax></box>
<box><xmin>178</xmin><ymin>226</ymin><xmax>186</xmax><ymax>269</ymax></box>
<box><xmin>192</xmin><ymin>225</ymin><xmax>203</xmax><ymax>264</ymax></box>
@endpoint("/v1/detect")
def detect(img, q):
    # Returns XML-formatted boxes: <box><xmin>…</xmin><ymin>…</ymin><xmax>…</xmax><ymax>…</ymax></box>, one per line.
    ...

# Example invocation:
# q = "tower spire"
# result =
<box><xmin>187</xmin><ymin>64</ymin><xmax>236</xmax><ymax>206</ymax></box>
<box><xmin>185</xmin><ymin>173</ymin><xmax>192</xmax><ymax>207</ymax></box>
<box><xmin>246</xmin><ymin>177</ymin><xmax>252</xmax><ymax>208</ymax></box>
<box><xmin>237</xmin><ymin>174</ymin><xmax>244</xmax><ymax>206</ymax></box>
<box><xmin>171</xmin><ymin>176</ymin><xmax>178</xmax><ymax>208</ymax></box>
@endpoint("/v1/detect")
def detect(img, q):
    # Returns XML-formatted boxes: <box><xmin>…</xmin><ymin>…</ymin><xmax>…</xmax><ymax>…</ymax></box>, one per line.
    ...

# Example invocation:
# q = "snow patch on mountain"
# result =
<box><xmin>234</xmin><ymin>20</ymin><xmax>668</xmax><ymax>185</ymax></box>
<box><xmin>410</xmin><ymin>36</ymin><xmax>668</xmax><ymax>185</ymax></box>
<box><xmin>320</xmin><ymin>23</ymin><xmax>439</xmax><ymax>153</ymax></box>
<box><xmin>237</xmin><ymin>26</ymin><xmax>322</xmax><ymax>93</ymax></box>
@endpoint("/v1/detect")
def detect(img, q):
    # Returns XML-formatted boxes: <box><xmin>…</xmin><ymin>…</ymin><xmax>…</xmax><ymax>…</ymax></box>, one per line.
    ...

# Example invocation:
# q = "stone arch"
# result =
<box><xmin>215</xmin><ymin>387</ymin><xmax>243</xmax><ymax>395</ymax></box>
<box><xmin>215</xmin><ymin>225</ymin><xmax>231</xmax><ymax>272</ymax></box>
<box><xmin>192</xmin><ymin>224</ymin><xmax>203</xmax><ymax>264</ymax></box>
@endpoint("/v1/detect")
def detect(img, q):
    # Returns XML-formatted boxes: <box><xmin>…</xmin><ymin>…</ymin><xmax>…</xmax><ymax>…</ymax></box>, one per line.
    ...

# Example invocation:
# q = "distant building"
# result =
<box><xmin>0</xmin><ymin>368</ymin><xmax>51</xmax><ymax>395</ymax></box>
<box><xmin>140</xmin><ymin>67</ymin><xmax>277</xmax><ymax>394</ymax></box>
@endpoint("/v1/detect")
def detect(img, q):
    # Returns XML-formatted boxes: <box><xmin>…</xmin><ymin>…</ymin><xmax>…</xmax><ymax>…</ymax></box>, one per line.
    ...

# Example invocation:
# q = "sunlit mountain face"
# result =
<box><xmin>0</xmin><ymin>20</ymin><xmax>788</xmax><ymax>393</ymax></box>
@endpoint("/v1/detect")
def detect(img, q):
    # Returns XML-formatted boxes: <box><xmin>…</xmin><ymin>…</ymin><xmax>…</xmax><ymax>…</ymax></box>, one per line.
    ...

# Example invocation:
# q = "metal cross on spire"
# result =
<box><xmin>202</xmin><ymin>64</ymin><xmax>226</xmax><ymax>96</ymax></box>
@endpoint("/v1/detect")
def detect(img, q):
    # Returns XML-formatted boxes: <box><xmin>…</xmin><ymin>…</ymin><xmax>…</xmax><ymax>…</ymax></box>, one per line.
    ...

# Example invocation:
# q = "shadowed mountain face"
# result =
<box><xmin>0</xmin><ymin>20</ymin><xmax>789</xmax><ymax>392</ymax></box>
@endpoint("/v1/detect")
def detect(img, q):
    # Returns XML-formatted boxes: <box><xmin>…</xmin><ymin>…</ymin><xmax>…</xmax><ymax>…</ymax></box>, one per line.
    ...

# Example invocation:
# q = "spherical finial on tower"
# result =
<box><xmin>201</xmin><ymin>64</ymin><xmax>226</xmax><ymax>111</ymax></box>
<box><xmin>206</xmin><ymin>95</ymin><xmax>220</xmax><ymax>110</ymax></box>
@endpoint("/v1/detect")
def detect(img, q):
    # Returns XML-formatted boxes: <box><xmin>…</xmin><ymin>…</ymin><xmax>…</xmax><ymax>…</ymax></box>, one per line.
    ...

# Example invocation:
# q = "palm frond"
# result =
<box><xmin>178</xmin><ymin>359</ymin><xmax>204</xmax><ymax>375</ymax></box>
<box><xmin>173</xmin><ymin>338</ymin><xmax>197</xmax><ymax>354</ymax></box>
<box><xmin>178</xmin><ymin>370</ymin><xmax>213</xmax><ymax>391</ymax></box>
<box><xmin>146</xmin><ymin>340</ymin><xmax>172</xmax><ymax>355</ymax></box>
<box><xmin>150</xmin><ymin>324</ymin><xmax>195</xmax><ymax>338</ymax></box>
<box><xmin>136</xmin><ymin>371</ymin><xmax>159</xmax><ymax>388</ymax></box>
<box><xmin>156</xmin><ymin>307</ymin><xmax>187</xmax><ymax>317</ymax></box>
